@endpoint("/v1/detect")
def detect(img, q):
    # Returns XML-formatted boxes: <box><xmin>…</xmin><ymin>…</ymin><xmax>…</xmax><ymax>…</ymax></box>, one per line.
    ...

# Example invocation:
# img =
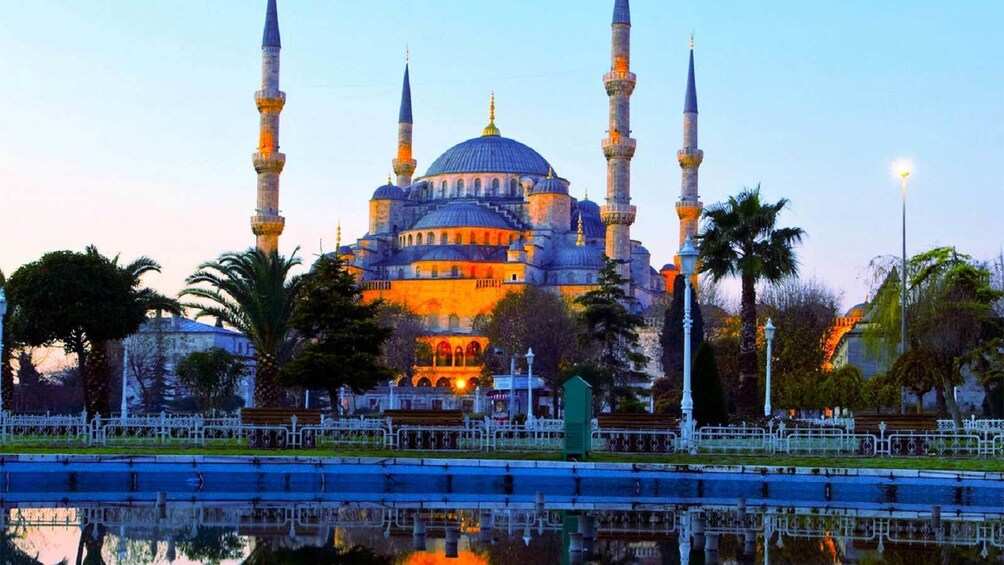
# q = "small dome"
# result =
<box><xmin>371</xmin><ymin>183</ymin><xmax>404</xmax><ymax>200</ymax></box>
<box><xmin>660</xmin><ymin>263</ymin><xmax>678</xmax><ymax>272</ymax></box>
<box><xmin>632</xmin><ymin>245</ymin><xmax>650</xmax><ymax>255</ymax></box>
<box><xmin>419</xmin><ymin>246</ymin><xmax>470</xmax><ymax>262</ymax></box>
<box><xmin>577</xmin><ymin>199</ymin><xmax>600</xmax><ymax>215</ymax></box>
<box><xmin>413</xmin><ymin>203</ymin><xmax>512</xmax><ymax>230</ymax></box>
<box><xmin>845</xmin><ymin>302</ymin><xmax>868</xmax><ymax>318</ymax></box>
<box><xmin>551</xmin><ymin>245</ymin><xmax>603</xmax><ymax>269</ymax></box>
<box><xmin>423</xmin><ymin>135</ymin><xmax>552</xmax><ymax>177</ymax></box>
<box><xmin>338</xmin><ymin>245</ymin><xmax>355</xmax><ymax>256</ymax></box>
<box><xmin>531</xmin><ymin>171</ymin><xmax>568</xmax><ymax>195</ymax></box>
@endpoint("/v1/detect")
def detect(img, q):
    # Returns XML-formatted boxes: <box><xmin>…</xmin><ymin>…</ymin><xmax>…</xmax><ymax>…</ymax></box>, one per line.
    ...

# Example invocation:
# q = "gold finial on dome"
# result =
<box><xmin>546</xmin><ymin>166</ymin><xmax>554</xmax><ymax>179</ymax></box>
<box><xmin>584</xmin><ymin>187</ymin><xmax>589</xmax><ymax>201</ymax></box>
<box><xmin>387</xmin><ymin>172</ymin><xmax>392</xmax><ymax>185</ymax></box>
<box><xmin>481</xmin><ymin>92</ymin><xmax>501</xmax><ymax>137</ymax></box>
<box><xmin>336</xmin><ymin>220</ymin><xmax>342</xmax><ymax>249</ymax></box>
<box><xmin>576</xmin><ymin>213</ymin><xmax>585</xmax><ymax>246</ymax></box>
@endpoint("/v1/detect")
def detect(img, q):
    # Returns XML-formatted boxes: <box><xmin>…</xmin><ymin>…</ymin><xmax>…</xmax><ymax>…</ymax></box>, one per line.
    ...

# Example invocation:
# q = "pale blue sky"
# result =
<box><xmin>1</xmin><ymin>0</ymin><xmax>1001</xmax><ymax>311</ymax></box>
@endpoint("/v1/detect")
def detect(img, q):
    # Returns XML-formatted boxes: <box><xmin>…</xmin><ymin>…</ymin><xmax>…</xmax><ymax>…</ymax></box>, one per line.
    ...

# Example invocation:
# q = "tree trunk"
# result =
<box><xmin>940</xmin><ymin>374</ymin><xmax>963</xmax><ymax>426</ymax></box>
<box><xmin>254</xmin><ymin>352</ymin><xmax>286</xmax><ymax>407</ymax></box>
<box><xmin>0</xmin><ymin>342</ymin><xmax>12</xmax><ymax>412</ymax></box>
<box><xmin>736</xmin><ymin>274</ymin><xmax>759</xmax><ymax>416</ymax></box>
<box><xmin>83</xmin><ymin>341</ymin><xmax>111</xmax><ymax>417</ymax></box>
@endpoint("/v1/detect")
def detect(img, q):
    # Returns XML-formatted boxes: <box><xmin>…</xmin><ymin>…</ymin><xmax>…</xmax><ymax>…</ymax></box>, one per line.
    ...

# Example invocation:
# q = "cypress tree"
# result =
<box><xmin>692</xmin><ymin>342</ymin><xmax>728</xmax><ymax>426</ymax></box>
<box><xmin>660</xmin><ymin>274</ymin><xmax>705</xmax><ymax>383</ymax></box>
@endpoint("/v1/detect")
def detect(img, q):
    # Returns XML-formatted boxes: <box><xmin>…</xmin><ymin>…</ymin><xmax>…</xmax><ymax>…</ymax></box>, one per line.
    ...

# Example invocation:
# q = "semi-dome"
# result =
<box><xmin>413</xmin><ymin>202</ymin><xmax>512</xmax><ymax>230</ymax></box>
<box><xmin>423</xmin><ymin>135</ymin><xmax>553</xmax><ymax>177</ymax></box>
<box><xmin>551</xmin><ymin>245</ymin><xmax>604</xmax><ymax>269</ymax></box>
<box><xmin>419</xmin><ymin>246</ymin><xmax>470</xmax><ymax>262</ymax></box>
<box><xmin>845</xmin><ymin>302</ymin><xmax>868</xmax><ymax>318</ymax></box>
<box><xmin>577</xmin><ymin>198</ymin><xmax>600</xmax><ymax>215</ymax></box>
<box><xmin>531</xmin><ymin>170</ymin><xmax>568</xmax><ymax>195</ymax></box>
<box><xmin>371</xmin><ymin>182</ymin><xmax>404</xmax><ymax>200</ymax></box>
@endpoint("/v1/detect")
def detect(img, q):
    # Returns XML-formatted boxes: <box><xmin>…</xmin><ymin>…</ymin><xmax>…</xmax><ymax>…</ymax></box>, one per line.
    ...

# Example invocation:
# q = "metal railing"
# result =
<box><xmin>1</xmin><ymin>411</ymin><xmax>1002</xmax><ymax>459</ymax></box>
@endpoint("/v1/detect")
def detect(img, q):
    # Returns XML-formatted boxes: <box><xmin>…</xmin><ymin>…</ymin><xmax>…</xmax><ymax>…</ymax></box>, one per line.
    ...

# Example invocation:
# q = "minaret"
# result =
<box><xmin>250</xmin><ymin>0</ymin><xmax>286</xmax><ymax>254</ymax></box>
<box><xmin>392</xmin><ymin>52</ymin><xmax>416</xmax><ymax>187</ymax></box>
<box><xmin>675</xmin><ymin>36</ymin><xmax>704</xmax><ymax>271</ymax></box>
<box><xmin>601</xmin><ymin>0</ymin><xmax>637</xmax><ymax>280</ymax></box>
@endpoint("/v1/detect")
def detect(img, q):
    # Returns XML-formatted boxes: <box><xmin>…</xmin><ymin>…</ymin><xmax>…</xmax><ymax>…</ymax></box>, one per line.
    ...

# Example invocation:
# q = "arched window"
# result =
<box><xmin>440</xmin><ymin>181</ymin><xmax>447</xmax><ymax>198</ymax></box>
<box><xmin>407</xmin><ymin>234</ymin><xmax>413</xmax><ymax>246</ymax></box>
<box><xmin>427</xmin><ymin>313</ymin><xmax>439</xmax><ymax>329</ymax></box>
<box><xmin>431</xmin><ymin>266</ymin><xmax>439</xmax><ymax>278</ymax></box>
<box><xmin>428</xmin><ymin>231</ymin><xmax>435</xmax><ymax>244</ymax></box>
<box><xmin>436</xmin><ymin>341</ymin><xmax>453</xmax><ymax>366</ymax></box>
<box><xmin>417</xmin><ymin>377</ymin><xmax>432</xmax><ymax>387</ymax></box>
<box><xmin>465</xmin><ymin>342</ymin><xmax>483</xmax><ymax>366</ymax></box>
<box><xmin>455</xmin><ymin>233</ymin><xmax>463</xmax><ymax>244</ymax></box>
<box><xmin>509</xmin><ymin>234</ymin><xmax>516</xmax><ymax>244</ymax></box>
<box><xmin>491</xmin><ymin>178</ymin><xmax>500</xmax><ymax>195</ymax></box>
<box><xmin>483</xmin><ymin>231</ymin><xmax>489</xmax><ymax>245</ymax></box>
<box><xmin>510</xmin><ymin>178</ymin><xmax>518</xmax><ymax>196</ymax></box>
<box><xmin>415</xmin><ymin>266</ymin><xmax>422</xmax><ymax>277</ymax></box>
<box><xmin>416</xmin><ymin>233</ymin><xmax>423</xmax><ymax>245</ymax></box>
<box><xmin>454</xmin><ymin>346</ymin><xmax>464</xmax><ymax>366</ymax></box>
<box><xmin>448</xmin><ymin>314</ymin><xmax>460</xmax><ymax>330</ymax></box>
<box><xmin>511</xmin><ymin>273</ymin><xmax>518</xmax><ymax>281</ymax></box>
<box><xmin>451</xmin><ymin>266</ymin><xmax>459</xmax><ymax>277</ymax></box>
<box><xmin>436</xmin><ymin>377</ymin><xmax>451</xmax><ymax>388</ymax></box>
<box><xmin>441</xmin><ymin>232</ymin><xmax>448</xmax><ymax>245</ymax></box>
<box><xmin>474</xmin><ymin>178</ymin><xmax>482</xmax><ymax>196</ymax></box>
<box><xmin>470</xmin><ymin>232</ymin><xmax>477</xmax><ymax>245</ymax></box>
<box><xmin>456</xmin><ymin>179</ymin><xmax>464</xmax><ymax>197</ymax></box>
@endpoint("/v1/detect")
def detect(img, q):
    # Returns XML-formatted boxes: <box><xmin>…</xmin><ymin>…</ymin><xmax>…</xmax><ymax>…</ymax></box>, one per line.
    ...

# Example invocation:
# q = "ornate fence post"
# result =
<box><xmin>290</xmin><ymin>414</ymin><xmax>298</xmax><ymax>449</ymax></box>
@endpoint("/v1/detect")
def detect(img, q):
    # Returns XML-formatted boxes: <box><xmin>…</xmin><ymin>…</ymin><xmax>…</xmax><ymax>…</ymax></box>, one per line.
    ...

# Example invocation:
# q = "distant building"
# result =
<box><xmin>123</xmin><ymin>315</ymin><xmax>255</xmax><ymax>410</ymax></box>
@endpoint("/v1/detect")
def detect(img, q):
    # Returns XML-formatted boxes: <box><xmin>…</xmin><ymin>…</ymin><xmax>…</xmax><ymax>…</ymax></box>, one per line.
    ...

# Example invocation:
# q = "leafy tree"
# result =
<box><xmin>178</xmin><ymin>526</ymin><xmax>245</xmax><ymax>564</ymax></box>
<box><xmin>283</xmin><ymin>254</ymin><xmax>392</xmax><ymax>406</ymax></box>
<box><xmin>480</xmin><ymin>286</ymin><xmax>579</xmax><ymax>415</ymax></box>
<box><xmin>374</xmin><ymin>302</ymin><xmax>428</xmax><ymax>384</ymax></box>
<box><xmin>175</xmin><ymin>347</ymin><xmax>247</xmax><ymax>412</ymax></box>
<box><xmin>660</xmin><ymin>273</ymin><xmax>705</xmax><ymax>383</ymax></box>
<box><xmin>183</xmin><ymin>248</ymin><xmax>303</xmax><ymax>408</ymax></box>
<box><xmin>650</xmin><ymin>377</ymin><xmax>681</xmax><ymax>416</ymax></box>
<box><xmin>865</xmin><ymin>247</ymin><xmax>1003</xmax><ymax>422</ymax></box>
<box><xmin>819</xmin><ymin>365</ymin><xmax>864</xmax><ymax>411</ymax></box>
<box><xmin>861</xmin><ymin>372</ymin><xmax>902</xmax><ymax>414</ymax></box>
<box><xmin>5</xmin><ymin>250</ymin><xmax>163</xmax><ymax>416</ymax></box>
<box><xmin>574</xmin><ymin>257</ymin><xmax>648</xmax><ymax>410</ymax></box>
<box><xmin>887</xmin><ymin>348</ymin><xmax>941</xmax><ymax>413</ymax></box>
<box><xmin>692</xmin><ymin>342</ymin><xmax>729</xmax><ymax>426</ymax></box>
<box><xmin>698</xmin><ymin>186</ymin><xmax>805</xmax><ymax>416</ymax></box>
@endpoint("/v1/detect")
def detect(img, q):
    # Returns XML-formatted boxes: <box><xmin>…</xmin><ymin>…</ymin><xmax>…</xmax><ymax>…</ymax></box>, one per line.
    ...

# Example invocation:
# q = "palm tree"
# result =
<box><xmin>182</xmin><ymin>248</ymin><xmax>302</xmax><ymax>408</ymax></box>
<box><xmin>698</xmin><ymin>186</ymin><xmax>805</xmax><ymax>416</ymax></box>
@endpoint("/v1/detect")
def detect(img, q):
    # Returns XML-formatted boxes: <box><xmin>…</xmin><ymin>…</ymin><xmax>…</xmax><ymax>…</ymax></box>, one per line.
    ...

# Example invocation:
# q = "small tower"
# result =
<box><xmin>250</xmin><ymin>0</ymin><xmax>286</xmax><ymax>254</ymax></box>
<box><xmin>392</xmin><ymin>54</ymin><xmax>417</xmax><ymax>187</ymax></box>
<box><xmin>601</xmin><ymin>0</ymin><xmax>637</xmax><ymax>280</ymax></box>
<box><xmin>675</xmin><ymin>36</ymin><xmax>704</xmax><ymax>274</ymax></box>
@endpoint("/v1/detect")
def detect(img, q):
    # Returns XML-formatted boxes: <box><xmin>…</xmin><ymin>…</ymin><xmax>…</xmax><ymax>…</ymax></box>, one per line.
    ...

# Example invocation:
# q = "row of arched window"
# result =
<box><xmin>415</xmin><ymin>341</ymin><xmax>483</xmax><ymax>367</ymax></box>
<box><xmin>399</xmin><ymin>231</ymin><xmax>518</xmax><ymax>247</ymax></box>
<box><xmin>427</xmin><ymin>177</ymin><xmax>520</xmax><ymax>199</ymax></box>
<box><xmin>406</xmin><ymin>265</ymin><xmax>496</xmax><ymax>280</ymax></box>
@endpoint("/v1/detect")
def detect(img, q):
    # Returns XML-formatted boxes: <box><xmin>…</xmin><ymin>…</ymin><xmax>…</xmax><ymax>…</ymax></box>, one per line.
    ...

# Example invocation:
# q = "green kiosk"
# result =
<box><xmin>562</xmin><ymin>376</ymin><xmax>593</xmax><ymax>460</ymax></box>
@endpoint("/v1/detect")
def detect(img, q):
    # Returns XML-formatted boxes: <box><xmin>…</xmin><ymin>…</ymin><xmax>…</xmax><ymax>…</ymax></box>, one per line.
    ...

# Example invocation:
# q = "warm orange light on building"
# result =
<box><xmin>456</xmin><ymin>378</ymin><xmax>467</xmax><ymax>390</ymax></box>
<box><xmin>404</xmin><ymin>551</ymin><xmax>488</xmax><ymax>565</ymax></box>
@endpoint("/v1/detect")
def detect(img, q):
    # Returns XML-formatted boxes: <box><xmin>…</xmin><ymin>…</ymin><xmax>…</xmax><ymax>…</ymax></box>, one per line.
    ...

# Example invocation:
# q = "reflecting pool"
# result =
<box><xmin>2</xmin><ymin>500</ymin><xmax>1001</xmax><ymax>564</ymax></box>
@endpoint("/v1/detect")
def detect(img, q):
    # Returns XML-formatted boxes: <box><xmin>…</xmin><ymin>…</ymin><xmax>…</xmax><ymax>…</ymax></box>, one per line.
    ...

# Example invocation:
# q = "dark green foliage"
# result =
<box><xmin>374</xmin><ymin>302</ymin><xmax>426</xmax><ymax>382</ymax></box>
<box><xmin>888</xmin><ymin>348</ymin><xmax>941</xmax><ymax>413</ymax></box>
<box><xmin>176</xmin><ymin>347</ymin><xmax>248</xmax><ymax>412</ymax></box>
<box><xmin>178</xmin><ymin>526</ymin><xmax>246</xmax><ymax>564</ymax></box>
<box><xmin>481</xmin><ymin>285</ymin><xmax>579</xmax><ymax>414</ymax></box>
<box><xmin>660</xmin><ymin>274</ymin><xmax>705</xmax><ymax>383</ymax></box>
<box><xmin>692</xmin><ymin>343</ymin><xmax>728</xmax><ymax>425</ymax></box>
<box><xmin>183</xmin><ymin>247</ymin><xmax>302</xmax><ymax>408</ymax></box>
<box><xmin>651</xmin><ymin>377</ymin><xmax>681</xmax><ymax>416</ymax></box>
<box><xmin>575</xmin><ymin>257</ymin><xmax>648</xmax><ymax>410</ymax></box>
<box><xmin>698</xmin><ymin>186</ymin><xmax>805</xmax><ymax>416</ymax></box>
<box><xmin>283</xmin><ymin>255</ymin><xmax>392</xmax><ymax>405</ymax></box>
<box><xmin>819</xmin><ymin>365</ymin><xmax>864</xmax><ymax>410</ymax></box>
<box><xmin>243</xmin><ymin>542</ymin><xmax>391</xmax><ymax>565</ymax></box>
<box><xmin>861</xmin><ymin>372</ymin><xmax>902</xmax><ymax>414</ymax></box>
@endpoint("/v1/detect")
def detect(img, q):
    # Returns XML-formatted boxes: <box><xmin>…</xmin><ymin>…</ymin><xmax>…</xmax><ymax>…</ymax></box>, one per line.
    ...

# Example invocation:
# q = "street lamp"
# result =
<box><xmin>764</xmin><ymin>318</ymin><xmax>775</xmax><ymax>417</ymax></box>
<box><xmin>679</xmin><ymin>236</ymin><xmax>699</xmax><ymax>443</ymax></box>
<box><xmin>893</xmin><ymin>160</ymin><xmax>911</xmax><ymax>414</ymax></box>
<box><xmin>525</xmin><ymin>348</ymin><xmax>535</xmax><ymax>422</ymax></box>
<box><xmin>388</xmin><ymin>379</ymin><xmax>395</xmax><ymax>411</ymax></box>
<box><xmin>121</xmin><ymin>337</ymin><xmax>130</xmax><ymax>420</ymax></box>
<box><xmin>0</xmin><ymin>287</ymin><xmax>6</xmax><ymax>414</ymax></box>
<box><xmin>509</xmin><ymin>354</ymin><xmax>516</xmax><ymax>423</ymax></box>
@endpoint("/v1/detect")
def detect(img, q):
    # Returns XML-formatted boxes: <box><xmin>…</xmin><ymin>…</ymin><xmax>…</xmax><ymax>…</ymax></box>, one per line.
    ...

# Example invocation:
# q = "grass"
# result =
<box><xmin>1</xmin><ymin>446</ymin><xmax>1001</xmax><ymax>472</ymax></box>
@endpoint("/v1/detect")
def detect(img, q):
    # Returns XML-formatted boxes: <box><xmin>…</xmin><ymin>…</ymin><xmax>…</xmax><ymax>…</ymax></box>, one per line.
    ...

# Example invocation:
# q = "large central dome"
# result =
<box><xmin>422</xmin><ymin>135</ymin><xmax>552</xmax><ymax>177</ymax></box>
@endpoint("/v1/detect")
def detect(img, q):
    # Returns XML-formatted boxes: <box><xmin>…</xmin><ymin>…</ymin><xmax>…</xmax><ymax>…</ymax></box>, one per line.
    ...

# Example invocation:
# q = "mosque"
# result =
<box><xmin>250</xmin><ymin>0</ymin><xmax>705</xmax><ymax>389</ymax></box>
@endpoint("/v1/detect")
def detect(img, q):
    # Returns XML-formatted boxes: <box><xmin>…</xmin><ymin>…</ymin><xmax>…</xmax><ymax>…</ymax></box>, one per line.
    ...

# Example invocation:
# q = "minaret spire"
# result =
<box><xmin>251</xmin><ymin>0</ymin><xmax>286</xmax><ymax>254</ymax></box>
<box><xmin>601</xmin><ymin>0</ymin><xmax>637</xmax><ymax>282</ymax></box>
<box><xmin>576</xmin><ymin>213</ymin><xmax>585</xmax><ymax>246</ymax></box>
<box><xmin>482</xmin><ymin>92</ymin><xmax>501</xmax><ymax>137</ymax></box>
<box><xmin>675</xmin><ymin>37</ymin><xmax>704</xmax><ymax>277</ymax></box>
<box><xmin>392</xmin><ymin>54</ymin><xmax>417</xmax><ymax>187</ymax></box>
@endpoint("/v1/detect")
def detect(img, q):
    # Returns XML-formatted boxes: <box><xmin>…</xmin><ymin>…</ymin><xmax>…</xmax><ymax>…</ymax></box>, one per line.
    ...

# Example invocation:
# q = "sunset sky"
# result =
<box><xmin>1</xmin><ymin>0</ymin><xmax>1001</xmax><ymax>312</ymax></box>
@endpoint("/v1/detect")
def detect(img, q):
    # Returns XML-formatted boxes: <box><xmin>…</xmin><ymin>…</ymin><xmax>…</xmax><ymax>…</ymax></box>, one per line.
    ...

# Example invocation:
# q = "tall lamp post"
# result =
<box><xmin>525</xmin><ymin>348</ymin><xmax>535</xmax><ymax>422</ymax></box>
<box><xmin>121</xmin><ymin>337</ymin><xmax>130</xmax><ymax>420</ymax></box>
<box><xmin>894</xmin><ymin>160</ymin><xmax>911</xmax><ymax>414</ymax></box>
<box><xmin>0</xmin><ymin>288</ymin><xmax>6</xmax><ymax>414</ymax></box>
<box><xmin>764</xmin><ymin>318</ymin><xmax>775</xmax><ymax>417</ymax></box>
<box><xmin>678</xmin><ymin>237</ymin><xmax>699</xmax><ymax>444</ymax></box>
<box><xmin>509</xmin><ymin>354</ymin><xmax>516</xmax><ymax>423</ymax></box>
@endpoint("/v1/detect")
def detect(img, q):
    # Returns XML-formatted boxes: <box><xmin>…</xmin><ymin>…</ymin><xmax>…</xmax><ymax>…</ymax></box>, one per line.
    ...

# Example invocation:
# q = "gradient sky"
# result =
<box><xmin>1</xmin><ymin>0</ymin><xmax>1001</xmax><ymax>312</ymax></box>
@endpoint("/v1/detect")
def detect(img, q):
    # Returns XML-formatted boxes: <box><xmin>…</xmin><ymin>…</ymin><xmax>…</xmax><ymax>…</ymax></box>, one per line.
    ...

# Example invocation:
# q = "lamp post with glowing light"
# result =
<box><xmin>121</xmin><ymin>337</ymin><xmax>130</xmax><ymax>420</ymax></box>
<box><xmin>764</xmin><ymin>318</ymin><xmax>775</xmax><ymax>417</ymax></box>
<box><xmin>525</xmin><ymin>348</ymin><xmax>535</xmax><ymax>422</ymax></box>
<box><xmin>388</xmin><ymin>379</ymin><xmax>395</xmax><ymax>411</ymax></box>
<box><xmin>509</xmin><ymin>355</ymin><xmax>516</xmax><ymax>423</ymax></box>
<box><xmin>0</xmin><ymin>288</ymin><xmax>6</xmax><ymax>413</ymax></box>
<box><xmin>678</xmin><ymin>237</ymin><xmax>699</xmax><ymax>443</ymax></box>
<box><xmin>894</xmin><ymin>160</ymin><xmax>911</xmax><ymax>414</ymax></box>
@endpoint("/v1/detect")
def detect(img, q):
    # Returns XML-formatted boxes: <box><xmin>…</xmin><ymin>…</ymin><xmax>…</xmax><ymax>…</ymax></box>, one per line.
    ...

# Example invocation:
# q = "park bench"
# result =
<box><xmin>853</xmin><ymin>414</ymin><xmax>940</xmax><ymax>455</ymax></box>
<box><xmin>385</xmin><ymin>410</ymin><xmax>465</xmax><ymax>450</ymax></box>
<box><xmin>596</xmin><ymin>413</ymin><xmax>678</xmax><ymax>453</ymax></box>
<box><xmin>240</xmin><ymin>408</ymin><xmax>322</xmax><ymax>449</ymax></box>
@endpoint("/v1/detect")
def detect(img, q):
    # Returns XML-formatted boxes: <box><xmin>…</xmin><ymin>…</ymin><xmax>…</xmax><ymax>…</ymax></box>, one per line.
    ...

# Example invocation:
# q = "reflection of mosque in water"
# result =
<box><xmin>3</xmin><ymin>501</ymin><xmax>1001</xmax><ymax>564</ymax></box>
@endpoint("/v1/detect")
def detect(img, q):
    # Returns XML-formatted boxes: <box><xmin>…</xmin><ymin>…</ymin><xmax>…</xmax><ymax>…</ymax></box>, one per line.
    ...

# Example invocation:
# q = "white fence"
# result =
<box><xmin>1</xmin><ymin>411</ymin><xmax>1002</xmax><ymax>459</ymax></box>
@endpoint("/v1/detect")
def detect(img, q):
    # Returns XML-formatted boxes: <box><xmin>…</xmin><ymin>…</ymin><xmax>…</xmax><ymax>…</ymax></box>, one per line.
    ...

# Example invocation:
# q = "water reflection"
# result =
<box><xmin>1</xmin><ymin>500</ymin><xmax>1000</xmax><ymax>564</ymax></box>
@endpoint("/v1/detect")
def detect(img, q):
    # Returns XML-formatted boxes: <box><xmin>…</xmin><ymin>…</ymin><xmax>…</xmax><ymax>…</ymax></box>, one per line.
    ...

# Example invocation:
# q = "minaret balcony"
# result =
<box><xmin>603</xmin><ymin>70</ymin><xmax>637</xmax><ymax>83</ymax></box>
<box><xmin>601</xmin><ymin>137</ymin><xmax>637</xmax><ymax>159</ymax></box>
<box><xmin>675</xmin><ymin>200</ymin><xmax>704</xmax><ymax>220</ymax></box>
<box><xmin>253</xmin><ymin>151</ymin><xmax>287</xmax><ymax>174</ymax></box>
<box><xmin>255</xmin><ymin>90</ymin><xmax>286</xmax><ymax>112</ymax></box>
<box><xmin>251</xmin><ymin>213</ymin><xmax>285</xmax><ymax>236</ymax></box>
<box><xmin>600</xmin><ymin>202</ymin><xmax>637</xmax><ymax>225</ymax></box>
<box><xmin>677</xmin><ymin>148</ymin><xmax>704</xmax><ymax>168</ymax></box>
<box><xmin>604</xmin><ymin>71</ymin><xmax>637</xmax><ymax>96</ymax></box>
